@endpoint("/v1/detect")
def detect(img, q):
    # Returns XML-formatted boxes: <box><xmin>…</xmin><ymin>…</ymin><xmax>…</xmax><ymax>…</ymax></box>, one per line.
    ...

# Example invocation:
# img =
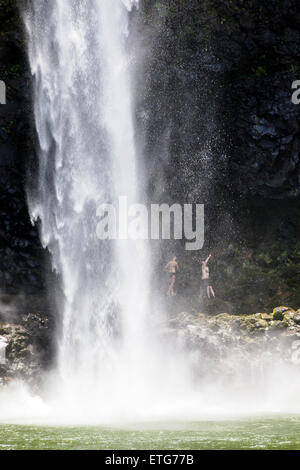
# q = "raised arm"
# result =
<box><xmin>204</xmin><ymin>254</ymin><xmax>212</xmax><ymax>266</ymax></box>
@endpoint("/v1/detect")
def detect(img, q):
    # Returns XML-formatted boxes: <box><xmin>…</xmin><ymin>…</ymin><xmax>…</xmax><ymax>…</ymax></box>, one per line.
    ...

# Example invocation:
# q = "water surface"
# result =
<box><xmin>0</xmin><ymin>416</ymin><xmax>300</xmax><ymax>450</ymax></box>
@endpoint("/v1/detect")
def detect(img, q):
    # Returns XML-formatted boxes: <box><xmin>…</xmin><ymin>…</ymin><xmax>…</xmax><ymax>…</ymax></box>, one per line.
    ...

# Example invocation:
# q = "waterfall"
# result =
<box><xmin>0</xmin><ymin>337</ymin><xmax>7</xmax><ymax>365</ymax></box>
<box><xmin>24</xmin><ymin>0</ymin><xmax>166</xmax><ymax>420</ymax></box>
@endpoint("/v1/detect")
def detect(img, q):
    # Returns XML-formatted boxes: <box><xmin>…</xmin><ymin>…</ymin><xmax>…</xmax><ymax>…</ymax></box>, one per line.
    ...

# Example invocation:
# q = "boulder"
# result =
<box><xmin>273</xmin><ymin>307</ymin><xmax>290</xmax><ymax>321</ymax></box>
<box><xmin>260</xmin><ymin>313</ymin><xmax>273</xmax><ymax>321</ymax></box>
<box><xmin>284</xmin><ymin>311</ymin><xmax>296</xmax><ymax>322</ymax></box>
<box><xmin>294</xmin><ymin>315</ymin><xmax>300</xmax><ymax>325</ymax></box>
<box><xmin>254</xmin><ymin>320</ymin><xmax>269</xmax><ymax>329</ymax></box>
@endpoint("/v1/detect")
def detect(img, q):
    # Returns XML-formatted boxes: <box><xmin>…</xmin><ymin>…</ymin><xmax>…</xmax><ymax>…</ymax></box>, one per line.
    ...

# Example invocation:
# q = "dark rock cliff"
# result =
<box><xmin>0</xmin><ymin>0</ymin><xmax>46</xmax><ymax>296</ymax></box>
<box><xmin>0</xmin><ymin>0</ymin><xmax>54</xmax><ymax>374</ymax></box>
<box><xmin>135</xmin><ymin>0</ymin><xmax>300</xmax><ymax>313</ymax></box>
<box><xmin>136</xmin><ymin>0</ymin><xmax>300</xmax><ymax>200</ymax></box>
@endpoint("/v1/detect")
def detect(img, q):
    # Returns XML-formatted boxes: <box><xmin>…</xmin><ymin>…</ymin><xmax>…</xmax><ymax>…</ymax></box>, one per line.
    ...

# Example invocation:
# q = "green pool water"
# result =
<box><xmin>0</xmin><ymin>416</ymin><xmax>300</xmax><ymax>450</ymax></box>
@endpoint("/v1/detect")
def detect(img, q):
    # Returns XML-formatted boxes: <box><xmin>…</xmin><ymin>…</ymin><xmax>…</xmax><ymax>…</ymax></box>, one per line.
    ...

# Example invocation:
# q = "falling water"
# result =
<box><xmin>22</xmin><ymin>0</ymin><xmax>173</xmax><ymax>421</ymax></box>
<box><xmin>0</xmin><ymin>337</ymin><xmax>7</xmax><ymax>365</ymax></box>
<box><xmin>20</xmin><ymin>0</ymin><xmax>197</xmax><ymax>424</ymax></box>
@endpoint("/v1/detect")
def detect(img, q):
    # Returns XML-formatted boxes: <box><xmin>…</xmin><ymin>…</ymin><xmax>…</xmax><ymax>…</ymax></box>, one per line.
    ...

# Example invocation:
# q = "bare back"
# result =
<box><xmin>168</xmin><ymin>260</ymin><xmax>178</xmax><ymax>274</ymax></box>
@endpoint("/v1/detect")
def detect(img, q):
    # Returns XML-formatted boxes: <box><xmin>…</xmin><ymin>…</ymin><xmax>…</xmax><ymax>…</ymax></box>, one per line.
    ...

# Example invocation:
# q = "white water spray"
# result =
<box><xmin>21</xmin><ymin>0</ymin><xmax>191</xmax><ymax>422</ymax></box>
<box><xmin>0</xmin><ymin>337</ymin><xmax>7</xmax><ymax>365</ymax></box>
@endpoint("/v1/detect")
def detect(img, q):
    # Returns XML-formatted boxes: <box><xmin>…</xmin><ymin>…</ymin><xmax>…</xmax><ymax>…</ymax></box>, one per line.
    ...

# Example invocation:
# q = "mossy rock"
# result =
<box><xmin>284</xmin><ymin>311</ymin><xmax>296</xmax><ymax>322</ymax></box>
<box><xmin>195</xmin><ymin>313</ymin><xmax>207</xmax><ymax>320</ymax></box>
<box><xmin>254</xmin><ymin>320</ymin><xmax>268</xmax><ymax>329</ymax></box>
<box><xmin>273</xmin><ymin>306</ymin><xmax>290</xmax><ymax>320</ymax></box>
<box><xmin>259</xmin><ymin>313</ymin><xmax>273</xmax><ymax>321</ymax></box>
<box><xmin>215</xmin><ymin>313</ymin><xmax>231</xmax><ymax>320</ymax></box>
<box><xmin>269</xmin><ymin>320</ymin><xmax>289</xmax><ymax>330</ymax></box>
<box><xmin>242</xmin><ymin>315</ymin><xmax>257</xmax><ymax>325</ymax></box>
<box><xmin>0</xmin><ymin>327</ymin><xmax>10</xmax><ymax>335</ymax></box>
<box><xmin>294</xmin><ymin>315</ymin><xmax>300</xmax><ymax>325</ymax></box>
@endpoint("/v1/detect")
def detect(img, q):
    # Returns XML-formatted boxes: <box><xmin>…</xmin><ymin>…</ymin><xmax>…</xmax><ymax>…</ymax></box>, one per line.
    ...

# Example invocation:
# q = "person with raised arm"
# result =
<box><xmin>201</xmin><ymin>254</ymin><xmax>215</xmax><ymax>299</ymax></box>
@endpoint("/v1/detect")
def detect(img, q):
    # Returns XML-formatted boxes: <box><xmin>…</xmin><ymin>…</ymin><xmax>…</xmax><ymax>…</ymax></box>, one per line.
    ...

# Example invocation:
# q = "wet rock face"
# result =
<box><xmin>0</xmin><ymin>311</ymin><xmax>54</xmax><ymax>386</ymax></box>
<box><xmin>213</xmin><ymin>0</ymin><xmax>300</xmax><ymax>199</ymax></box>
<box><xmin>0</xmin><ymin>324</ymin><xmax>38</xmax><ymax>386</ymax></box>
<box><xmin>137</xmin><ymin>0</ymin><xmax>300</xmax><ymax>200</ymax></box>
<box><xmin>164</xmin><ymin>307</ymin><xmax>300</xmax><ymax>379</ymax></box>
<box><xmin>229</xmin><ymin>72</ymin><xmax>299</xmax><ymax>199</ymax></box>
<box><xmin>0</xmin><ymin>0</ymin><xmax>48</xmax><ymax>295</ymax></box>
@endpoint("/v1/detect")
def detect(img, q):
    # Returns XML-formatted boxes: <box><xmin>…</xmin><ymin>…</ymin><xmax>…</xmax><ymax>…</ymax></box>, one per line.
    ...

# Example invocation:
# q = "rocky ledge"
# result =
<box><xmin>0</xmin><ymin>313</ymin><xmax>53</xmax><ymax>388</ymax></box>
<box><xmin>1</xmin><ymin>306</ymin><xmax>300</xmax><ymax>387</ymax></box>
<box><xmin>163</xmin><ymin>306</ymin><xmax>300</xmax><ymax>377</ymax></box>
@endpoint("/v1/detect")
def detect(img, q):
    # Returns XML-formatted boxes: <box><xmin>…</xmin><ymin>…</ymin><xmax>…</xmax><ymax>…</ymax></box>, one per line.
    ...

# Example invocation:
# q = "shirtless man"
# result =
<box><xmin>164</xmin><ymin>256</ymin><xmax>179</xmax><ymax>297</ymax></box>
<box><xmin>201</xmin><ymin>254</ymin><xmax>215</xmax><ymax>299</ymax></box>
